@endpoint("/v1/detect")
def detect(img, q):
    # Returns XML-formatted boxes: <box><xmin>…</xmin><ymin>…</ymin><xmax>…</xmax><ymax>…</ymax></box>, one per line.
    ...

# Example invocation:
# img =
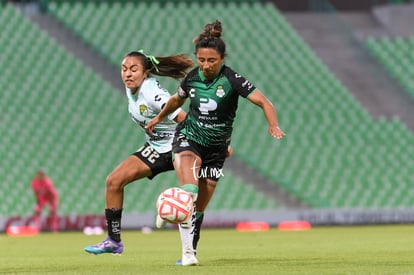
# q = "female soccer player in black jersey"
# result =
<box><xmin>147</xmin><ymin>20</ymin><xmax>285</xmax><ymax>266</ymax></box>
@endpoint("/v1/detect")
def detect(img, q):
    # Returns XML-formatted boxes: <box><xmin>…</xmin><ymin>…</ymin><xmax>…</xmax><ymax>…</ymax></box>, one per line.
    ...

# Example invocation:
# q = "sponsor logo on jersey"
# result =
<box><xmin>179</xmin><ymin>140</ymin><xmax>190</xmax><ymax>147</ymax></box>
<box><xmin>199</xmin><ymin>98</ymin><xmax>218</xmax><ymax>115</ymax></box>
<box><xmin>178</xmin><ymin>133</ymin><xmax>190</xmax><ymax>147</ymax></box>
<box><xmin>149</xmin><ymin>131</ymin><xmax>172</xmax><ymax>142</ymax></box>
<box><xmin>189</xmin><ymin>88</ymin><xmax>195</xmax><ymax>98</ymax></box>
<box><xmin>216</xmin><ymin>85</ymin><xmax>225</xmax><ymax>98</ymax></box>
<box><xmin>242</xmin><ymin>80</ymin><xmax>253</xmax><ymax>90</ymax></box>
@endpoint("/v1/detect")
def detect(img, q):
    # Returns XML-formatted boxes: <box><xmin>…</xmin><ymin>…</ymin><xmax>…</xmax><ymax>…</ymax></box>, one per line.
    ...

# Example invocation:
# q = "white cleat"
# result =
<box><xmin>181</xmin><ymin>254</ymin><xmax>199</xmax><ymax>266</ymax></box>
<box><xmin>155</xmin><ymin>214</ymin><xmax>167</xmax><ymax>229</ymax></box>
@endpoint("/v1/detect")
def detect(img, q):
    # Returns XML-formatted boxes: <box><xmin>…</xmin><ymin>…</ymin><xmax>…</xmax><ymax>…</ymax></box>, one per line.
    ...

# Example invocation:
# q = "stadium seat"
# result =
<box><xmin>2</xmin><ymin>0</ymin><xmax>413</xmax><ymax>217</ymax></box>
<box><xmin>365</xmin><ymin>35</ymin><xmax>414</xmax><ymax>98</ymax></box>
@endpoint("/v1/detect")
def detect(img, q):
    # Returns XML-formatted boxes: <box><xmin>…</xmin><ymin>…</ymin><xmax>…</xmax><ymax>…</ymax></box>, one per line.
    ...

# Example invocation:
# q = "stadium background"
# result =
<box><xmin>1</xmin><ymin>0</ymin><xmax>413</xmax><ymax>231</ymax></box>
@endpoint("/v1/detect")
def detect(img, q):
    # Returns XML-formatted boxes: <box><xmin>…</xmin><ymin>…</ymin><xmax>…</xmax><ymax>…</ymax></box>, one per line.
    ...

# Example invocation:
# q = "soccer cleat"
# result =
<box><xmin>155</xmin><ymin>214</ymin><xmax>167</xmax><ymax>229</ymax></box>
<box><xmin>181</xmin><ymin>254</ymin><xmax>199</xmax><ymax>266</ymax></box>
<box><xmin>84</xmin><ymin>237</ymin><xmax>123</xmax><ymax>255</ymax></box>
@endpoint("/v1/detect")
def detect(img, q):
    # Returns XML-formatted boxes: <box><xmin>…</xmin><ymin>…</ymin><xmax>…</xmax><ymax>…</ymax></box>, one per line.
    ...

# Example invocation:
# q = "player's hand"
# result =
<box><xmin>269</xmin><ymin>126</ymin><xmax>285</xmax><ymax>140</ymax></box>
<box><xmin>145</xmin><ymin>117</ymin><xmax>160</xmax><ymax>135</ymax></box>
<box><xmin>226</xmin><ymin>145</ymin><xmax>233</xmax><ymax>158</ymax></box>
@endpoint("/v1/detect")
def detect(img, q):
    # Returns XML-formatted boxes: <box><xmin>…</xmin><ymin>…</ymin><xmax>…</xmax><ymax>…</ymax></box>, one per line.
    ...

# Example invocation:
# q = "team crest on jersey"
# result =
<box><xmin>177</xmin><ymin>133</ymin><xmax>190</xmax><ymax>147</ymax></box>
<box><xmin>139</xmin><ymin>104</ymin><xmax>149</xmax><ymax>116</ymax></box>
<box><xmin>216</xmin><ymin>85</ymin><xmax>225</xmax><ymax>98</ymax></box>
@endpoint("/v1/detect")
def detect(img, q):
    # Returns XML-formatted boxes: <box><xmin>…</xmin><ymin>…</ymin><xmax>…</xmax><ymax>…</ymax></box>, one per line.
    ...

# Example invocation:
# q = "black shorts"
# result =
<box><xmin>132</xmin><ymin>143</ymin><xmax>174</xmax><ymax>180</ymax></box>
<box><xmin>172</xmin><ymin>132</ymin><xmax>227</xmax><ymax>181</ymax></box>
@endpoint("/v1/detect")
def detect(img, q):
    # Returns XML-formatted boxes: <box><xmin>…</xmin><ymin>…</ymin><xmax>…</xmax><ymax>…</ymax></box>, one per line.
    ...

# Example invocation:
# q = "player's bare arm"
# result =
<box><xmin>247</xmin><ymin>89</ymin><xmax>286</xmax><ymax>139</ymax></box>
<box><xmin>146</xmin><ymin>93</ymin><xmax>186</xmax><ymax>134</ymax></box>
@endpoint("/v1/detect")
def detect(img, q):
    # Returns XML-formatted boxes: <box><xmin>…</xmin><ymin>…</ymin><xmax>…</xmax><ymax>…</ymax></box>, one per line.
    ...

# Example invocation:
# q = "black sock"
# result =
<box><xmin>193</xmin><ymin>212</ymin><xmax>204</xmax><ymax>252</ymax></box>
<box><xmin>105</xmin><ymin>208</ymin><xmax>122</xmax><ymax>242</ymax></box>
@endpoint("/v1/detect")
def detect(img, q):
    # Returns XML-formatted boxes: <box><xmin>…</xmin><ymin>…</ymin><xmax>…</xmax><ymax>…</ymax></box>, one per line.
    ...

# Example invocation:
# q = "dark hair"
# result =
<box><xmin>124</xmin><ymin>51</ymin><xmax>194</xmax><ymax>79</ymax></box>
<box><xmin>193</xmin><ymin>20</ymin><xmax>226</xmax><ymax>58</ymax></box>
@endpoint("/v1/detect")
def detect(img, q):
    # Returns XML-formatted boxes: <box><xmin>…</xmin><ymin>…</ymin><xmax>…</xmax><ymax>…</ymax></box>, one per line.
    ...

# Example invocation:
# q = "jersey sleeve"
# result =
<box><xmin>148</xmin><ymin>91</ymin><xmax>170</xmax><ymax>113</ymax></box>
<box><xmin>144</xmin><ymin>79</ymin><xmax>171</xmax><ymax>112</ymax></box>
<box><xmin>149</xmin><ymin>90</ymin><xmax>182</xmax><ymax>121</ymax></box>
<box><xmin>178</xmin><ymin>68</ymin><xmax>198</xmax><ymax>99</ymax></box>
<box><xmin>178</xmin><ymin>77</ymin><xmax>190</xmax><ymax>99</ymax></box>
<box><xmin>167</xmin><ymin>107</ymin><xmax>182</xmax><ymax>121</ymax></box>
<box><xmin>226</xmin><ymin>68</ymin><xmax>257</xmax><ymax>98</ymax></box>
<box><xmin>145</xmin><ymin>79</ymin><xmax>182</xmax><ymax>121</ymax></box>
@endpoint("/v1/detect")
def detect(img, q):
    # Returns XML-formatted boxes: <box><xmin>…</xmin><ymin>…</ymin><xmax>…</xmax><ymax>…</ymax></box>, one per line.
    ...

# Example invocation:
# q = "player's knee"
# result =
<box><xmin>105</xmin><ymin>174</ymin><xmax>124</xmax><ymax>193</ymax></box>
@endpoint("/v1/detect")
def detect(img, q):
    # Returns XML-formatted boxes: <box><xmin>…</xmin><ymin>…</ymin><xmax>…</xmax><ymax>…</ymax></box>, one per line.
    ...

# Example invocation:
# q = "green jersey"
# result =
<box><xmin>178</xmin><ymin>65</ymin><xmax>256</xmax><ymax>148</ymax></box>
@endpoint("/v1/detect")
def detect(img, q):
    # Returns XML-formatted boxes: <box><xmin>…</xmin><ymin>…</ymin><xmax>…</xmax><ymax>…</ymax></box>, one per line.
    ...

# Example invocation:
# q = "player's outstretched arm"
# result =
<box><xmin>247</xmin><ymin>89</ymin><xmax>286</xmax><ymax>140</ymax></box>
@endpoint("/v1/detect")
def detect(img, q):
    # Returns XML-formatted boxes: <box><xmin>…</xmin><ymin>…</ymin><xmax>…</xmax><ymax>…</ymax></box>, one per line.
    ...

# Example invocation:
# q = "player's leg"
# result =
<box><xmin>190</xmin><ymin>145</ymin><xmax>230</xmax><ymax>245</ymax></box>
<box><xmin>172</xmin><ymin>143</ymin><xmax>201</xmax><ymax>252</ymax></box>
<box><xmin>172</xmin><ymin>133</ymin><xmax>202</xmax><ymax>202</ymax></box>
<box><xmin>105</xmin><ymin>154</ymin><xmax>152</xmax><ymax>241</ymax></box>
<box><xmin>176</xmin><ymin>179</ymin><xmax>218</xmax><ymax>266</ymax></box>
<box><xmin>174</xmin><ymin>149</ymin><xmax>201</xmax><ymax>265</ymax></box>
<box><xmin>185</xmin><ymin>146</ymin><xmax>226</xmax><ymax>260</ymax></box>
<box><xmin>174</xmin><ymin>149</ymin><xmax>201</xmax><ymax>201</ymax></box>
<box><xmin>174</xmin><ymin>150</ymin><xmax>201</xmax><ymax>266</ymax></box>
<box><xmin>85</xmin><ymin>152</ymin><xmax>152</xmax><ymax>255</ymax></box>
<box><xmin>176</xmin><ymin>177</ymin><xmax>214</xmax><ymax>266</ymax></box>
<box><xmin>192</xmin><ymin>177</ymin><xmax>216</xmax><ymax>253</ymax></box>
<box><xmin>32</xmin><ymin>200</ymin><xmax>46</xmax><ymax>230</ymax></box>
<box><xmin>49</xmin><ymin>198</ymin><xmax>59</xmax><ymax>232</ymax></box>
<box><xmin>155</xmin><ymin>149</ymin><xmax>201</xmax><ymax>228</ymax></box>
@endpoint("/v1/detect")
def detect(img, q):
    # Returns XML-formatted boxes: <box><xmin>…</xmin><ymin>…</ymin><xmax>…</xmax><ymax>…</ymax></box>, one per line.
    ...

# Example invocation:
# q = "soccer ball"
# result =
<box><xmin>156</xmin><ymin>187</ymin><xmax>194</xmax><ymax>224</ymax></box>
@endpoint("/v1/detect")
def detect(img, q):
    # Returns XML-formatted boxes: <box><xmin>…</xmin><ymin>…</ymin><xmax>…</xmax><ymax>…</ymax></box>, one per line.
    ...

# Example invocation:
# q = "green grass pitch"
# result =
<box><xmin>1</xmin><ymin>225</ymin><xmax>414</xmax><ymax>274</ymax></box>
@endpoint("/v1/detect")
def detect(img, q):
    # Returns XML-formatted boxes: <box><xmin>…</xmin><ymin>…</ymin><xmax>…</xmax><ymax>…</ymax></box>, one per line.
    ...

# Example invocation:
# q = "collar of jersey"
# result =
<box><xmin>198</xmin><ymin>63</ymin><xmax>225</xmax><ymax>82</ymax></box>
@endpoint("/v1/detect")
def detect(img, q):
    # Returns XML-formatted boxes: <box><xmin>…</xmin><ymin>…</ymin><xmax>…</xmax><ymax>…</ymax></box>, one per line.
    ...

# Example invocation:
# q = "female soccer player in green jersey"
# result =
<box><xmin>147</xmin><ymin>20</ymin><xmax>285</xmax><ymax>266</ymax></box>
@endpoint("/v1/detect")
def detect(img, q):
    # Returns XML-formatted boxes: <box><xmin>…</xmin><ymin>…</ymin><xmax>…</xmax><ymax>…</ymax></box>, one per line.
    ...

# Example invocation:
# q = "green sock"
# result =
<box><xmin>195</xmin><ymin>211</ymin><xmax>203</xmax><ymax>219</ymax></box>
<box><xmin>181</xmin><ymin>184</ymin><xmax>198</xmax><ymax>194</ymax></box>
<box><xmin>181</xmin><ymin>184</ymin><xmax>199</xmax><ymax>201</ymax></box>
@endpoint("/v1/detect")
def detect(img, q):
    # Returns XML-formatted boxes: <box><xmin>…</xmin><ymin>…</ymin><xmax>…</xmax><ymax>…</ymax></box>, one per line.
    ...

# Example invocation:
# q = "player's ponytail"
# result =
<box><xmin>125</xmin><ymin>50</ymin><xmax>194</xmax><ymax>80</ymax></box>
<box><xmin>151</xmin><ymin>54</ymin><xmax>194</xmax><ymax>79</ymax></box>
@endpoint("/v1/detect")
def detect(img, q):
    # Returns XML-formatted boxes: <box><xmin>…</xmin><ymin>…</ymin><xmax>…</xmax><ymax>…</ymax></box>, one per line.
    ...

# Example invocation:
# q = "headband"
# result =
<box><xmin>138</xmin><ymin>49</ymin><xmax>160</xmax><ymax>72</ymax></box>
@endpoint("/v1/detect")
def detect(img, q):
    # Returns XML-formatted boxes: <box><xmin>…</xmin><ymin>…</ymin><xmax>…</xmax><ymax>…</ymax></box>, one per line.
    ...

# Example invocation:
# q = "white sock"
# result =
<box><xmin>179</xmin><ymin>202</ymin><xmax>196</xmax><ymax>256</ymax></box>
<box><xmin>180</xmin><ymin>184</ymin><xmax>197</xmax><ymax>229</ymax></box>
